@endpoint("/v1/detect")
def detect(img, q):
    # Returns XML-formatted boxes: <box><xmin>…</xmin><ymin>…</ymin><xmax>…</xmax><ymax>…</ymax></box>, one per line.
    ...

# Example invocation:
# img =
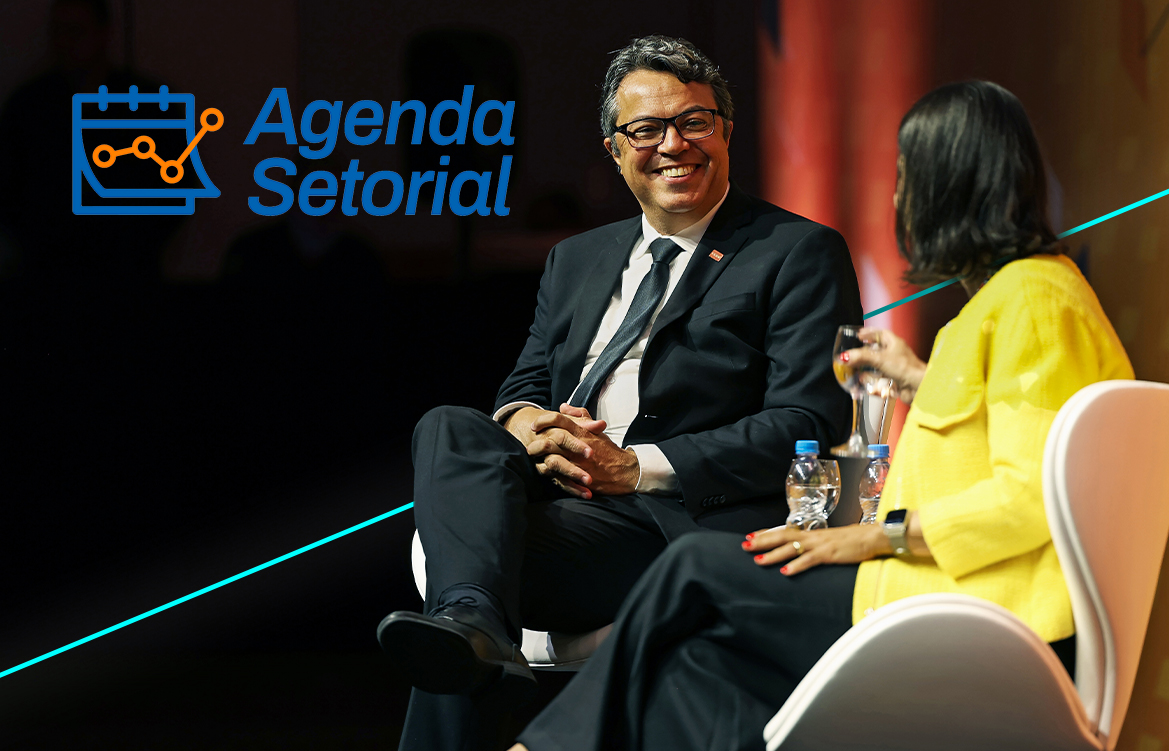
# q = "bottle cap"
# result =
<box><xmin>795</xmin><ymin>440</ymin><xmax>819</xmax><ymax>455</ymax></box>
<box><xmin>868</xmin><ymin>444</ymin><xmax>890</xmax><ymax>458</ymax></box>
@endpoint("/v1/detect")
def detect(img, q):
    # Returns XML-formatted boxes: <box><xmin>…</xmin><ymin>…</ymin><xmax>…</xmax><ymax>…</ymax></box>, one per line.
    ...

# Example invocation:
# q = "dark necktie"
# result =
<box><xmin>569</xmin><ymin>237</ymin><xmax>683</xmax><ymax>410</ymax></box>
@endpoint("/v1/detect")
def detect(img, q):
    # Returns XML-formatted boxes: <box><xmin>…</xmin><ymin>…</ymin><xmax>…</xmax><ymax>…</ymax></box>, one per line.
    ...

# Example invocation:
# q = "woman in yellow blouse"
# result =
<box><xmin>511</xmin><ymin>80</ymin><xmax>1132</xmax><ymax>751</ymax></box>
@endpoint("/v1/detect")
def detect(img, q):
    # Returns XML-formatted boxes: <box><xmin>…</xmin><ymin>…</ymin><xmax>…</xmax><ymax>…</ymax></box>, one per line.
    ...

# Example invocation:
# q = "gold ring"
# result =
<box><xmin>792</xmin><ymin>540</ymin><xmax>803</xmax><ymax>554</ymax></box>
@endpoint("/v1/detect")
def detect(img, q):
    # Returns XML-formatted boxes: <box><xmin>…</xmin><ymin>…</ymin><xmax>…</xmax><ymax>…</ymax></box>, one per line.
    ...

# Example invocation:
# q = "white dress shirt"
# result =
<box><xmin>496</xmin><ymin>184</ymin><xmax>730</xmax><ymax>494</ymax></box>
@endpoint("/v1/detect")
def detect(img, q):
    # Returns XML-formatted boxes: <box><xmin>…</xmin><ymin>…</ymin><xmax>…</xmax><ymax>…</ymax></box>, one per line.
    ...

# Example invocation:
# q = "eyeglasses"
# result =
<box><xmin>613</xmin><ymin>109</ymin><xmax>720</xmax><ymax>150</ymax></box>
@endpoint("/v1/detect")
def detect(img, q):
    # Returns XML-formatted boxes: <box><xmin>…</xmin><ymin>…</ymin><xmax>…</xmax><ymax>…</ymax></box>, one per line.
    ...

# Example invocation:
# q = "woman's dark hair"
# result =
<box><xmin>895</xmin><ymin>80</ymin><xmax>1063</xmax><ymax>286</ymax></box>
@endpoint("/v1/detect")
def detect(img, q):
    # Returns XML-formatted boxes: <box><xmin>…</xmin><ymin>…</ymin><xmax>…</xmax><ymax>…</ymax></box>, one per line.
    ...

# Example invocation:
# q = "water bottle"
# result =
<box><xmin>859</xmin><ymin>444</ymin><xmax>890</xmax><ymax>525</ymax></box>
<box><xmin>785</xmin><ymin>440</ymin><xmax>827</xmax><ymax>530</ymax></box>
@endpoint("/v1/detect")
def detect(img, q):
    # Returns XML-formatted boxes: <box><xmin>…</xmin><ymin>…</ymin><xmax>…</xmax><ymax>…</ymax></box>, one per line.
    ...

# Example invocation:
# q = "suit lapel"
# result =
<box><xmin>554</xmin><ymin>218</ymin><xmax>641</xmax><ymax>400</ymax></box>
<box><xmin>648</xmin><ymin>184</ymin><xmax>756</xmax><ymax>340</ymax></box>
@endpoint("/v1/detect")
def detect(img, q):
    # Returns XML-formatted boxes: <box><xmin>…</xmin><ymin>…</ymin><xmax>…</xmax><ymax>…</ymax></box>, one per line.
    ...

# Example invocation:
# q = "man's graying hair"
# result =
<box><xmin>600</xmin><ymin>35</ymin><xmax>733</xmax><ymax>142</ymax></box>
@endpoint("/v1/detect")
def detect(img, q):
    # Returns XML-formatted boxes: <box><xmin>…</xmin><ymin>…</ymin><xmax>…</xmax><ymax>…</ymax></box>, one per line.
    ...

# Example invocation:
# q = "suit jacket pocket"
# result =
<box><xmin>690</xmin><ymin>292</ymin><xmax>756</xmax><ymax>320</ymax></box>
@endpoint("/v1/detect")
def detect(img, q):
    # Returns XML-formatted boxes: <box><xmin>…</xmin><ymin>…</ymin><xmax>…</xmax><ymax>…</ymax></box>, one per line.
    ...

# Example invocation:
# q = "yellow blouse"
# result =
<box><xmin>852</xmin><ymin>255</ymin><xmax>1133</xmax><ymax>642</ymax></box>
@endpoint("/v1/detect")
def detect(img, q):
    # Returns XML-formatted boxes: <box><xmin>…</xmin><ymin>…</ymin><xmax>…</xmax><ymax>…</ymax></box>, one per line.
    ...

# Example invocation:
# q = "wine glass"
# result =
<box><xmin>862</xmin><ymin>364</ymin><xmax>897</xmax><ymax>400</ymax></box>
<box><xmin>832</xmin><ymin>325</ymin><xmax>875</xmax><ymax>456</ymax></box>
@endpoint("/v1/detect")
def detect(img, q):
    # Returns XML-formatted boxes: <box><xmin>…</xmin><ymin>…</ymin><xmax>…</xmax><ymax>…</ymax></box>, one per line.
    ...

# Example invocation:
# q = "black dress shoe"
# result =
<box><xmin>377</xmin><ymin>605</ymin><xmax>538</xmax><ymax>706</ymax></box>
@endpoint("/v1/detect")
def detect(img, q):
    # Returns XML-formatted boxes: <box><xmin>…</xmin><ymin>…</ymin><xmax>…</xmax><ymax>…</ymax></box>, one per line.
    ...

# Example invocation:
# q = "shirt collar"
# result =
<box><xmin>636</xmin><ymin>183</ymin><xmax>731</xmax><ymax>257</ymax></box>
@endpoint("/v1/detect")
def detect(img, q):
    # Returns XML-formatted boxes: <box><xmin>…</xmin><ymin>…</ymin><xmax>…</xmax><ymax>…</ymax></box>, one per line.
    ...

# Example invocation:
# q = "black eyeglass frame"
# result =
<box><xmin>613</xmin><ymin>108</ymin><xmax>722</xmax><ymax>150</ymax></box>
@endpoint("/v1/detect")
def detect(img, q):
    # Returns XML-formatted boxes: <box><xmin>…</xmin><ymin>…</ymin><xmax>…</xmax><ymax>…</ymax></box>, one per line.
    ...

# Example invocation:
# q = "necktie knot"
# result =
<box><xmin>649</xmin><ymin>237</ymin><xmax>682</xmax><ymax>266</ymax></box>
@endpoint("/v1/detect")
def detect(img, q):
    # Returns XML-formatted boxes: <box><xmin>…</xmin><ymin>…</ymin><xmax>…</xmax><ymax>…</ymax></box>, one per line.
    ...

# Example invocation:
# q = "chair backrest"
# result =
<box><xmin>1043</xmin><ymin>380</ymin><xmax>1169</xmax><ymax>747</ymax></box>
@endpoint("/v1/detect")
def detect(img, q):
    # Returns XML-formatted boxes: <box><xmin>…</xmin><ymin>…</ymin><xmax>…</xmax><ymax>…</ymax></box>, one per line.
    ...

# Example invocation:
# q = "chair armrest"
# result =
<box><xmin>764</xmin><ymin>594</ymin><xmax>1100</xmax><ymax>751</ymax></box>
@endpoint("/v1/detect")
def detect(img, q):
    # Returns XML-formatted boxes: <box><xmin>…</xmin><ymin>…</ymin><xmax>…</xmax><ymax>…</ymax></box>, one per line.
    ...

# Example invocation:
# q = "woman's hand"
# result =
<box><xmin>842</xmin><ymin>328</ymin><xmax>928</xmax><ymax>405</ymax></box>
<box><xmin>740</xmin><ymin>524</ymin><xmax>892</xmax><ymax>576</ymax></box>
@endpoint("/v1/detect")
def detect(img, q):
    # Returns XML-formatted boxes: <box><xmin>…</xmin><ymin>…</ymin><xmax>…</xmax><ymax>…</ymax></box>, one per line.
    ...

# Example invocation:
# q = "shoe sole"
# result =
<box><xmin>377</xmin><ymin>613</ymin><xmax>539</xmax><ymax>706</ymax></box>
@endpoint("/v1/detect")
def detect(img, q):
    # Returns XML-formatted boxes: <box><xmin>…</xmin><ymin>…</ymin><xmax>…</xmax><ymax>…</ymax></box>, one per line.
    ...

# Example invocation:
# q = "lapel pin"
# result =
<box><xmin>708</xmin><ymin>249</ymin><xmax>724</xmax><ymax>262</ymax></box>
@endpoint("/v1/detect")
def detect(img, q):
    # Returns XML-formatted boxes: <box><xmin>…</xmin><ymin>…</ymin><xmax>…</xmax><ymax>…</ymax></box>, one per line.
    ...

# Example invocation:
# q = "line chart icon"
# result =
<box><xmin>72</xmin><ymin>85</ymin><xmax>222</xmax><ymax>215</ymax></box>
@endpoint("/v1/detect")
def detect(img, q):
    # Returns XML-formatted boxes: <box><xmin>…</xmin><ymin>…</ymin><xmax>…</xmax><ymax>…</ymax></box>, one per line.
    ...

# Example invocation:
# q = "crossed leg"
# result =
<box><xmin>398</xmin><ymin>406</ymin><xmax>690</xmax><ymax>751</ymax></box>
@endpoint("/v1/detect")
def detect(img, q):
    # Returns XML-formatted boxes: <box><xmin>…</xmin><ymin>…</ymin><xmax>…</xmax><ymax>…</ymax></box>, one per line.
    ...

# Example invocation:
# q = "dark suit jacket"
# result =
<box><xmin>495</xmin><ymin>184</ymin><xmax>863</xmax><ymax>524</ymax></box>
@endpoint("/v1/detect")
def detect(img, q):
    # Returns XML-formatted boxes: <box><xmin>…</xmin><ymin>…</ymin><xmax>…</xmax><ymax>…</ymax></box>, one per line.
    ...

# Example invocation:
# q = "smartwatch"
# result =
<box><xmin>882</xmin><ymin>509</ymin><xmax>912</xmax><ymax>559</ymax></box>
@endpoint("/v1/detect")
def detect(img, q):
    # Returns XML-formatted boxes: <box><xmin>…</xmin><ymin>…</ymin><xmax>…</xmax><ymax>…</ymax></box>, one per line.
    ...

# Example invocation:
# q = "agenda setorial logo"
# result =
<box><xmin>72</xmin><ymin>86</ymin><xmax>223</xmax><ymax>215</ymax></box>
<box><xmin>72</xmin><ymin>85</ymin><xmax>515</xmax><ymax>218</ymax></box>
<box><xmin>245</xmin><ymin>87</ymin><xmax>515</xmax><ymax>218</ymax></box>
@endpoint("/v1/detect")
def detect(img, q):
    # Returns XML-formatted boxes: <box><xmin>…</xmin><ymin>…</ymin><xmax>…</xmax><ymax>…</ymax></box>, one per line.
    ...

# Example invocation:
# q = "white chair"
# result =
<box><xmin>410</xmin><ymin>393</ymin><xmax>894</xmax><ymax>670</ymax></box>
<box><xmin>763</xmin><ymin>379</ymin><xmax>1169</xmax><ymax>751</ymax></box>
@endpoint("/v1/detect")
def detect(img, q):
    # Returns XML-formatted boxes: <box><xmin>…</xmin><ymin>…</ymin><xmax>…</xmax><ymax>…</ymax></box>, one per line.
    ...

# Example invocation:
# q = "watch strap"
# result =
<box><xmin>883</xmin><ymin>510</ymin><xmax>912</xmax><ymax>560</ymax></box>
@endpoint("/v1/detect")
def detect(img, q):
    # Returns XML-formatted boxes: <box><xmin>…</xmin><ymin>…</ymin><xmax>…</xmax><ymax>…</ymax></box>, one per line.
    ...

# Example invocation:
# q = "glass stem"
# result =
<box><xmin>848</xmin><ymin>397</ymin><xmax>866</xmax><ymax>454</ymax></box>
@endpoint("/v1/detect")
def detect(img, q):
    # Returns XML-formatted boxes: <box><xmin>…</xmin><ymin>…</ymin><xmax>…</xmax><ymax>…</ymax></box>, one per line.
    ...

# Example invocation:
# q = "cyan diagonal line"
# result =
<box><xmin>1057</xmin><ymin>187</ymin><xmax>1169</xmax><ymax>237</ymax></box>
<box><xmin>862</xmin><ymin>186</ymin><xmax>1169</xmax><ymax>319</ymax></box>
<box><xmin>863</xmin><ymin>277</ymin><xmax>962</xmax><ymax>320</ymax></box>
<box><xmin>0</xmin><ymin>501</ymin><xmax>415</xmax><ymax>680</ymax></box>
<box><xmin>8</xmin><ymin>187</ymin><xmax>1167</xmax><ymax>677</ymax></box>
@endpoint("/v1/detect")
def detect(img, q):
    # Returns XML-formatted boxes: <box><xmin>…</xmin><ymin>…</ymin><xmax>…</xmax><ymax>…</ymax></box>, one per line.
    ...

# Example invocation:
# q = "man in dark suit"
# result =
<box><xmin>379</xmin><ymin>35</ymin><xmax>862</xmax><ymax>750</ymax></box>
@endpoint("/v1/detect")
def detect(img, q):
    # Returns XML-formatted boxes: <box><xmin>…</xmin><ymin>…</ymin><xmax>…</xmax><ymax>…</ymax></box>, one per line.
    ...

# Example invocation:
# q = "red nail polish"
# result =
<box><xmin>745</xmin><ymin>533</ymin><xmax>755</xmax><ymax>540</ymax></box>
<box><xmin>841</xmin><ymin>352</ymin><xmax>850</xmax><ymax>363</ymax></box>
<box><xmin>754</xmin><ymin>554</ymin><xmax>765</xmax><ymax>562</ymax></box>
<box><xmin>741</xmin><ymin>541</ymin><xmax>751</xmax><ymax>549</ymax></box>
<box><xmin>780</xmin><ymin>566</ymin><xmax>790</xmax><ymax>574</ymax></box>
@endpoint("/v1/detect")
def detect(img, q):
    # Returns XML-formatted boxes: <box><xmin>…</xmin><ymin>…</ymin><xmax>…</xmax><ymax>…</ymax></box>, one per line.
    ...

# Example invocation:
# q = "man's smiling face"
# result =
<box><xmin>604</xmin><ymin>69</ymin><xmax>732</xmax><ymax>236</ymax></box>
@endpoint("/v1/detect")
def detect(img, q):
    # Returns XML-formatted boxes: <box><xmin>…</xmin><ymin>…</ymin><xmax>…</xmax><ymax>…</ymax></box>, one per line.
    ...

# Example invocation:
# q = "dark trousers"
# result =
<box><xmin>517</xmin><ymin>532</ymin><xmax>858</xmax><ymax>751</ymax></box>
<box><xmin>400</xmin><ymin>406</ymin><xmax>711</xmax><ymax>751</ymax></box>
<box><xmin>518</xmin><ymin>532</ymin><xmax>1078</xmax><ymax>751</ymax></box>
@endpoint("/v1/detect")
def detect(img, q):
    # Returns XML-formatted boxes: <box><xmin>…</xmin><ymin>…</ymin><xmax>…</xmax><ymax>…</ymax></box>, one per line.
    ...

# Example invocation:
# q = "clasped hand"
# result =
<box><xmin>504</xmin><ymin>403</ymin><xmax>639</xmax><ymax>498</ymax></box>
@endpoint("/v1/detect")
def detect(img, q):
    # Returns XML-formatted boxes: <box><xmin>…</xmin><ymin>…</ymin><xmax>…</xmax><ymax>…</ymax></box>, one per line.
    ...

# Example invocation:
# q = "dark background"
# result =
<box><xmin>0</xmin><ymin>1</ymin><xmax>759</xmax><ymax>747</ymax></box>
<box><xmin>5</xmin><ymin>0</ymin><xmax>1169</xmax><ymax>749</ymax></box>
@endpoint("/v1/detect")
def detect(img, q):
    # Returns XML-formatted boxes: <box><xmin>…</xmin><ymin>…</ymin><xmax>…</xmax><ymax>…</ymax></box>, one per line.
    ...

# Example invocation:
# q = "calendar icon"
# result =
<box><xmin>72</xmin><ymin>85</ymin><xmax>222</xmax><ymax>215</ymax></box>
